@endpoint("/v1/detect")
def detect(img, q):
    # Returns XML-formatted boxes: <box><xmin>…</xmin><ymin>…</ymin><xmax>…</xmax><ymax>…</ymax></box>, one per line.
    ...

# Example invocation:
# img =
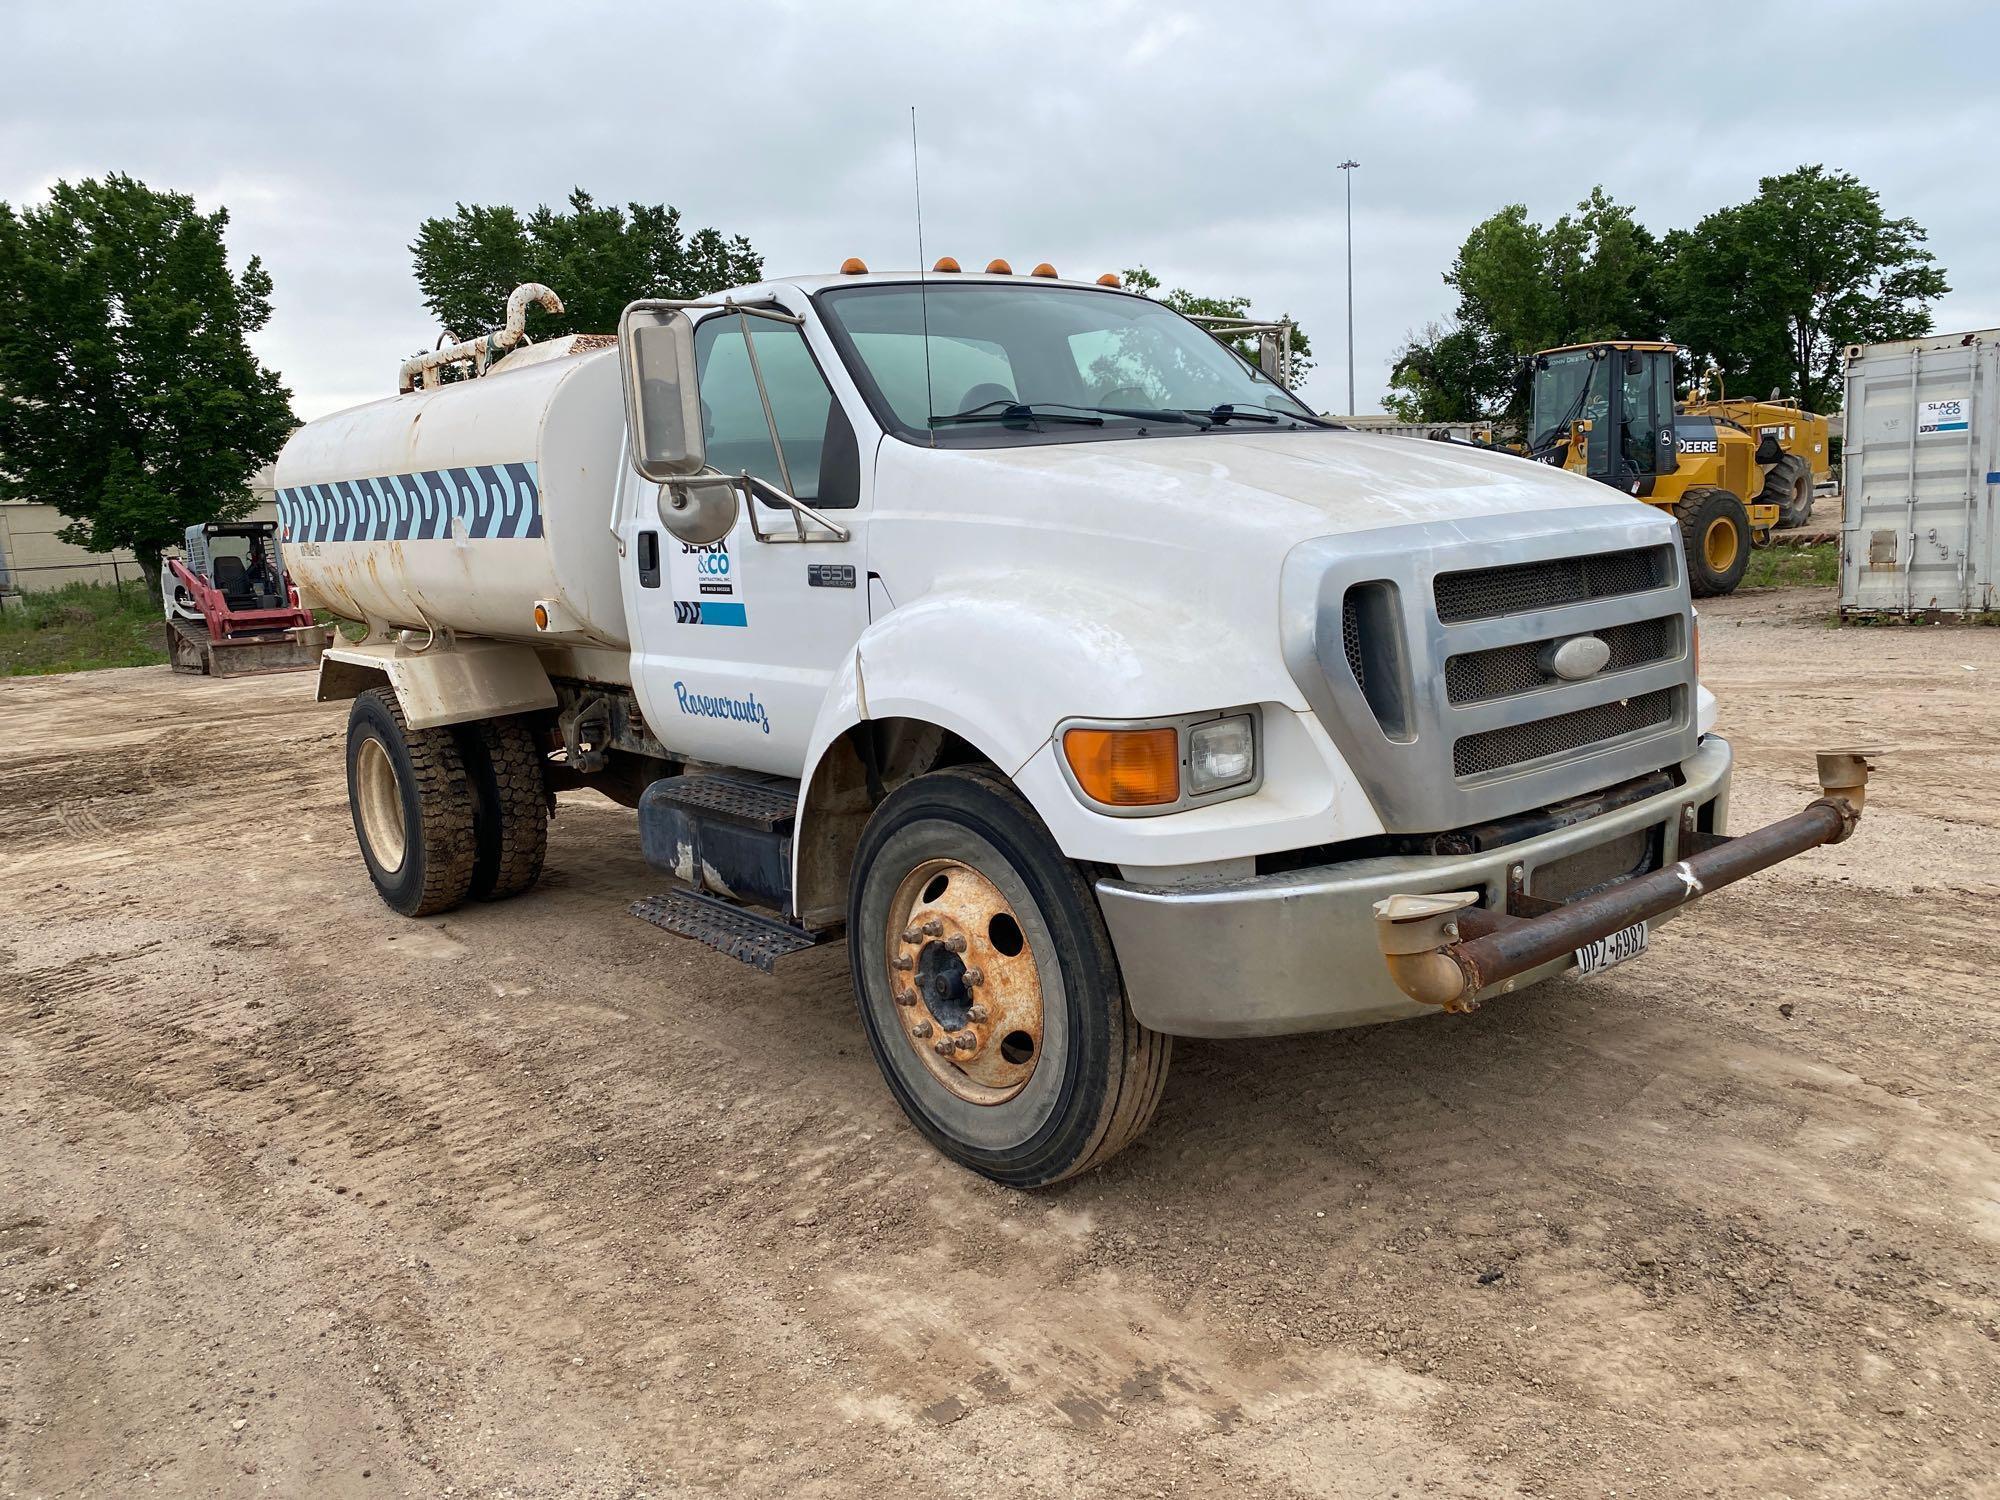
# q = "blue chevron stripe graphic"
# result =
<box><xmin>277</xmin><ymin>462</ymin><xmax>543</xmax><ymax>543</ymax></box>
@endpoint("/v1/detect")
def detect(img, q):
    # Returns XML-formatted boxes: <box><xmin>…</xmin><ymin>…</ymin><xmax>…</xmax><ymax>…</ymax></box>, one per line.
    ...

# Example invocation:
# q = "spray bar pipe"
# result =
<box><xmin>398</xmin><ymin>283</ymin><xmax>564</xmax><ymax>393</ymax></box>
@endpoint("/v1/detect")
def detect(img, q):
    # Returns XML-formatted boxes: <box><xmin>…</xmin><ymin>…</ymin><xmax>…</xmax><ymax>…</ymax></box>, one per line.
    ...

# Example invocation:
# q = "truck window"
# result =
<box><xmin>694</xmin><ymin>317</ymin><xmax>851</xmax><ymax>505</ymax></box>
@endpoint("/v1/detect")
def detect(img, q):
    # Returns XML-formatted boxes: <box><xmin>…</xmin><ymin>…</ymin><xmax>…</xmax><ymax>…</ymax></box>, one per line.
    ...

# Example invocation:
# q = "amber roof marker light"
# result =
<box><xmin>839</xmin><ymin>256</ymin><xmax>868</xmax><ymax>275</ymax></box>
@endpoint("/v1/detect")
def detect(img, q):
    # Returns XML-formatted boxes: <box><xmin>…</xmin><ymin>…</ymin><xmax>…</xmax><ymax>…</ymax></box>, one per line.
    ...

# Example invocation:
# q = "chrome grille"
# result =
<box><xmin>1454</xmin><ymin>688</ymin><xmax>1681</xmax><ymax>778</ymax></box>
<box><xmin>1445</xmin><ymin>617</ymin><xmax>1678</xmax><ymax>704</ymax></box>
<box><xmin>1283</xmin><ymin>506</ymin><xmax>1698</xmax><ymax>834</ymax></box>
<box><xmin>1434</xmin><ymin>545</ymin><xmax>1674</xmax><ymax>623</ymax></box>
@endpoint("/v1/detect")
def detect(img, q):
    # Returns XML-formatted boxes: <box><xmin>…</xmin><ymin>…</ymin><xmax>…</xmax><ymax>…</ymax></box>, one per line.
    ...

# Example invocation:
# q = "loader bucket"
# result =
<box><xmin>167</xmin><ymin>620</ymin><xmax>333</xmax><ymax>678</ymax></box>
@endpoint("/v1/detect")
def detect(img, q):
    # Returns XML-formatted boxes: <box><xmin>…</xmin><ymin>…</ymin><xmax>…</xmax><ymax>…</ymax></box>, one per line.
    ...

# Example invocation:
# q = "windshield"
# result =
<box><xmin>1529</xmin><ymin>349</ymin><xmax>1608</xmax><ymax>454</ymax></box>
<box><xmin>815</xmin><ymin>281</ymin><xmax>1317</xmax><ymax>444</ymax></box>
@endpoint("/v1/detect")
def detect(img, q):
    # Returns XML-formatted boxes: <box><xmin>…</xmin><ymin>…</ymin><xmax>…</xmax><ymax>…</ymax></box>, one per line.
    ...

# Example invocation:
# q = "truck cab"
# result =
<box><xmin>278</xmin><ymin>269</ymin><xmax>1872</xmax><ymax>1185</ymax></box>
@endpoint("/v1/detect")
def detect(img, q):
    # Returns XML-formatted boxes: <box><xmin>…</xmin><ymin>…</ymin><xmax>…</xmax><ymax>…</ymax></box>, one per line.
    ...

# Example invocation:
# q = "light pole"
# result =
<box><xmin>1338</xmin><ymin>159</ymin><xmax>1359</xmax><ymax>415</ymax></box>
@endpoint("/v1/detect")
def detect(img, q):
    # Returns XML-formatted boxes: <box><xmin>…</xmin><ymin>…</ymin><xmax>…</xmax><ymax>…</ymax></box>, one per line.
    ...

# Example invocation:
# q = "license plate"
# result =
<box><xmin>1573</xmin><ymin>921</ymin><xmax>1649</xmax><ymax>977</ymax></box>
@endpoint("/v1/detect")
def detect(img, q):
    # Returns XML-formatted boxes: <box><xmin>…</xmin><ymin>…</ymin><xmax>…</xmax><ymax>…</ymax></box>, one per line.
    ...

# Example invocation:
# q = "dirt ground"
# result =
<box><xmin>4</xmin><ymin>586</ymin><xmax>1997</xmax><ymax>1499</ymax></box>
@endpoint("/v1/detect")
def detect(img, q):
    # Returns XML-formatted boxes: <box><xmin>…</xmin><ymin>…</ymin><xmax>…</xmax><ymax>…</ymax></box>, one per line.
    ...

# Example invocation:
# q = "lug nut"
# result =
<box><xmin>920</xmin><ymin>918</ymin><xmax>944</xmax><ymax>937</ymax></box>
<box><xmin>963</xmin><ymin>966</ymin><xmax>984</xmax><ymax>987</ymax></box>
<box><xmin>890</xmin><ymin>953</ymin><xmax>914</xmax><ymax>972</ymax></box>
<box><xmin>911</xmin><ymin>1019</ymin><xmax>933</xmax><ymax>1038</ymax></box>
<box><xmin>933</xmin><ymin>1038</ymin><xmax>956</xmax><ymax>1056</ymax></box>
<box><xmin>953</xmin><ymin>1032</ymin><xmax>977</xmax><ymax>1052</ymax></box>
<box><xmin>945</xmin><ymin>934</ymin><xmax>967</xmax><ymax>954</ymax></box>
<box><xmin>900</xmin><ymin>928</ymin><xmax>921</xmax><ymax>944</ymax></box>
<box><xmin>967</xmin><ymin>1003</ymin><xmax>989</xmax><ymax>1024</ymax></box>
<box><xmin>895</xmin><ymin>987</ymin><xmax>917</xmax><ymax>1007</ymax></box>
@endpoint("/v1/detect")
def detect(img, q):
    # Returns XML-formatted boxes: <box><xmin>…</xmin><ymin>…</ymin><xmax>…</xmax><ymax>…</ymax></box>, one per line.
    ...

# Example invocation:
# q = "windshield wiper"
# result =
<box><xmin>931</xmin><ymin>400</ymin><xmax>1103</xmax><ymax>428</ymax></box>
<box><xmin>1184</xmin><ymin>404</ymin><xmax>1331</xmax><ymax>428</ymax></box>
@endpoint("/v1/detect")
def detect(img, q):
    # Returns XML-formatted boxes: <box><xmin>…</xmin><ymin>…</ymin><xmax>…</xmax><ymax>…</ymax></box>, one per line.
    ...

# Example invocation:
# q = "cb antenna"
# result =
<box><xmin>911</xmin><ymin>105</ymin><xmax>937</xmax><ymax>446</ymax></box>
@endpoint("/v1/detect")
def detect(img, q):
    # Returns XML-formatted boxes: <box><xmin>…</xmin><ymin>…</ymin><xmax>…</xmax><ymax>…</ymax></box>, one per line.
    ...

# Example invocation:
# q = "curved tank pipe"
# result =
<box><xmin>398</xmin><ymin>283</ymin><xmax>565</xmax><ymax>393</ymax></box>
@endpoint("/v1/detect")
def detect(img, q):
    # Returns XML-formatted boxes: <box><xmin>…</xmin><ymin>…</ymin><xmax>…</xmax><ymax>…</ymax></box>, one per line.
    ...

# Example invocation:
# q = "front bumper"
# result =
<box><xmin>1097</xmin><ymin>736</ymin><xmax>1737</xmax><ymax>1037</ymax></box>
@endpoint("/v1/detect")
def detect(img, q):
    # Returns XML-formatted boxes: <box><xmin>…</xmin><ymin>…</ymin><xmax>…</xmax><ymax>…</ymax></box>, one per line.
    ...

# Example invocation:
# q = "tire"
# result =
<box><xmin>847</xmin><ymin>766</ymin><xmax>1170</xmax><ymax>1187</ymax></box>
<box><xmin>1677</xmin><ymin>488</ymin><xmax>1752</xmax><ymax>598</ymax></box>
<box><xmin>345</xmin><ymin>687</ymin><xmax>476</xmax><ymax>917</ymax></box>
<box><xmin>458</xmin><ymin>715</ymin><xmax>550</xmax><ymax>901</ymax></box>
<box><xmin>1759</xmin><ymin>452</ymin><xmax>1814</xmax><ymax>530</ymax></box>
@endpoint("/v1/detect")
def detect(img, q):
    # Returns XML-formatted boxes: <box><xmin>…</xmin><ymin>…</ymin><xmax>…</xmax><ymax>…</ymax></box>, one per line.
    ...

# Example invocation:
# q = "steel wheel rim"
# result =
<box><xmin>1703</xmin><ymin>516</ymin><xmax>1738</xmax><ymax>572</ymax></box>
<box><xmin>883</xmin><ymin>857</ymin><xmax>1043</xmax><ymax>1105</ymax></box>
<box><xmin>355</xmin><ymin>737</ymin><xmax>407</xmax><ymax>873</ymax></box>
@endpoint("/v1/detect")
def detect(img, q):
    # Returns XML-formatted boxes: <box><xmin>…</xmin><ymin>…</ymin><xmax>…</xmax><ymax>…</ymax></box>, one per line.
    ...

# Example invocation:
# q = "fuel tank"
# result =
<box><xmin>273</xmin><ymin>340</ymin><xmax>629</xmax><ymax>647</ymax></box>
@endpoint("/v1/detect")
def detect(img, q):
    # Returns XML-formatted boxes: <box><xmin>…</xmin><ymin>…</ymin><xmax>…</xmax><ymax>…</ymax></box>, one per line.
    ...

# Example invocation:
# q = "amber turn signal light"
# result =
<box><xmin>1062</xmin><ymin>726</ymin><xmax>1180</xmax><ymax>807</ymax></box>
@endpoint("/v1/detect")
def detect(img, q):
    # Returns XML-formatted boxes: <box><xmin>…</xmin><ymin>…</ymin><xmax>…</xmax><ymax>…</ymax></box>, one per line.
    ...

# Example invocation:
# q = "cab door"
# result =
<box><xmin>623</xmin><ymin>305</ymin><xmax>870</xmax><ymax>777</ymax></box>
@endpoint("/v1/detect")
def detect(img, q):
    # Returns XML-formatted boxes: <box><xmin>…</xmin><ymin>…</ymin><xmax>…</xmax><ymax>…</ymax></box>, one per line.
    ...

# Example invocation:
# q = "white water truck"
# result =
<box><xmin>276</xmin><ymin>266</ymin><xmax>1874</xmax><ymax>1185</ymax></box>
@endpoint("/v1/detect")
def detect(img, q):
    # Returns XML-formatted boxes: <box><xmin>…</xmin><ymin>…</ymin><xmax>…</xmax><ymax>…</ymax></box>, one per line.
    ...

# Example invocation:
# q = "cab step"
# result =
<box><xmin>629</xmin><ymin>888</ymin><xmax>824</xmax><ymax>972</ymax></box>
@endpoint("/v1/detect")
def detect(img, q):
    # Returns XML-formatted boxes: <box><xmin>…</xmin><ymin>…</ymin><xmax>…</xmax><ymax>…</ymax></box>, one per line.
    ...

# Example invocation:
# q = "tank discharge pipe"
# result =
<box><xmin>1373</xmin><ymin>751</ymin><xmax>1874</xmax><ymax>1012</ymax></box>
<box><xmin>398</xmin><ymin>283</ymin><xmax>564</xmax><ymax>393</ymax></box>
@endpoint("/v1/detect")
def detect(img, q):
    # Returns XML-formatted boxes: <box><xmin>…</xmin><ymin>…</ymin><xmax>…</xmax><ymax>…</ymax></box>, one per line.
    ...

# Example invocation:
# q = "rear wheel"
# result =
<box><xmin>345</xmin><ymin>687</ymin><xmax>476</xmax><ymax>917</ymax></box>
<box><xmin>459</xmin><ymin>715</ymin><xmax>550</xmax><ymax>901</ymax></box>
<box><xmin>1677</xmin><ymin>488</ymin><xmax>1752</xmax><ymax>598</ymax></box>
<box><xmin>1759</xmin><ymin>452</ymin><xmax>1814</xmax><ymax>530</ymax></box>
<box><xmin>848</xmin><ymin>767</ymin><xmax>1170</xmax><ymax>1186</ymax></box>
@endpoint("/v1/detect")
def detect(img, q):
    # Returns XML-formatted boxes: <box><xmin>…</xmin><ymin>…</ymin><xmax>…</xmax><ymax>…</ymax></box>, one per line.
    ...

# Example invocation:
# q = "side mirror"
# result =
<box><xmin>618</xmin><ymin>304</ymin><xmax>705</xmax><ymax>481</ymax></box>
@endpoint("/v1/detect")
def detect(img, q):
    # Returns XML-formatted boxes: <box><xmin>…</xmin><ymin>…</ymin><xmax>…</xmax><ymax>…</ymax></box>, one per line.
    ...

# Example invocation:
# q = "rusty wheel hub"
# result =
<box><xmin>885</xmin><ymin>858</ymin><xmax>1043</xmax><ymax>1104</ymax></box>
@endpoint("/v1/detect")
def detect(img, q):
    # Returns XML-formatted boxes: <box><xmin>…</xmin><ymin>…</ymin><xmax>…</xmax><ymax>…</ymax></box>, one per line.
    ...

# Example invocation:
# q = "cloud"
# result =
<box><xmin>4</xmin><ymin>0</ymin><xmax>1992</xmax><ymax>419</ymax></box>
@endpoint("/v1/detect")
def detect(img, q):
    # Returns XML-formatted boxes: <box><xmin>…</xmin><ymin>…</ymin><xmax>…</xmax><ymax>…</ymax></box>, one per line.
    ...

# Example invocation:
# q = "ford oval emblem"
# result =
<box><xmin>1545</xmin><ymin>635</ymin><xmax>1612</xmax><ymax>682</ymax></box>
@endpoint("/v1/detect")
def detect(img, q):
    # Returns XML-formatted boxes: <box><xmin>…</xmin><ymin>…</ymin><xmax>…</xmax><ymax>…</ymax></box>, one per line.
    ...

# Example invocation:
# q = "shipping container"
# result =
<box><xmin>1840</xmin><ymin>329</ymin><xmax>1999</xmax><ymax>616</ymax></box>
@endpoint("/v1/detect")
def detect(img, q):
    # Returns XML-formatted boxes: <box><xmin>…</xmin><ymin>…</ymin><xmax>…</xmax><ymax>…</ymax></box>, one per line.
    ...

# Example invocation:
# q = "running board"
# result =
<box><xmin>630</xmin><ymin>889</ymin><xmax>824</xmax><ymax>973</ymax></box>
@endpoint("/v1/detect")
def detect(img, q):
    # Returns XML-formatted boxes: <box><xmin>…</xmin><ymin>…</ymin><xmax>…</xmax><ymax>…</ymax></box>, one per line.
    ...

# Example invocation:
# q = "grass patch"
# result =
<box><xmin>1742</xmin><ymin>542</ymin><xmax>1838</xmax><ymax>591</ymax></box>
<box><xmin>1</xmin><ymin>580</ymin><xmax>167</xmax><ymax>676</ymax></box>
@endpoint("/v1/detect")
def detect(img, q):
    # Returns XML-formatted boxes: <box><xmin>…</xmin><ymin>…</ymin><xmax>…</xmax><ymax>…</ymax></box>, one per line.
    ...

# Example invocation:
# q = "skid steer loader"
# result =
<box><xmin>1526</xmin><ymin>340</ymin><xmax>1827</xmax><ymax>596</ymax></box>
<box><xmin>162</xmin><ymin>520</ymin><xmax>333</xmax><ymax>676</ymax></box>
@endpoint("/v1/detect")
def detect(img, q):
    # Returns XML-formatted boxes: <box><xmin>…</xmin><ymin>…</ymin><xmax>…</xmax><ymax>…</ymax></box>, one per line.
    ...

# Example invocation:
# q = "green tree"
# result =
<box><xmin>1388</xmin><ymin>188</ymin><xmax>1666</xmax><ymax>425</ymax></box>
<box><xmin>1662</xmin><ymin>165</ymin><xmax>1948</xmax><ymax>411</ymax></box>
<box><xmin>0</xmin><ymin>174</ymin><xmax>294</xmax><ymax>588</ymax></box>
<box><xmin>1382</xmin><ymin>318</ymin><xmax>1508</xmax><ymax>423</ymax></box>
<box><xmin>1121</xmin><ymin>266</ymin><xmax>1315</xmax><ymax>383</ymax></box>
<box><xmin>411</xmin><ymin>189</ymin><xmax>764</xmax><ymax>344</ymax></box>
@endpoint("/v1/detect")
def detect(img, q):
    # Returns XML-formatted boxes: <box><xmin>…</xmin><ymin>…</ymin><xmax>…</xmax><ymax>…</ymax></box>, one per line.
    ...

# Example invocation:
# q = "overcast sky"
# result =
<box><xmin>7</xmin><ymin>0</ymin><xmax>1995</xmax><ymax>420</ymax></box>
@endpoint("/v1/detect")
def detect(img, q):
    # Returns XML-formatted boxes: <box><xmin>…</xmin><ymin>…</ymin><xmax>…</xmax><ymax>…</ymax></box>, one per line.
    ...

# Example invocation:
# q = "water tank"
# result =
<box><xmin>274</xmin><ymin>341</ymin><xmax>628</xmax><ymax>646</ymax></box>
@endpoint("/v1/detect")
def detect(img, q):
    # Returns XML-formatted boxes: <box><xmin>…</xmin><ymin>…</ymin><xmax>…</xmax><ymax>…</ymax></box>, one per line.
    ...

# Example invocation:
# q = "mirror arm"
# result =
<box><xmin>625</xmin><ymin>296</ymin><xmax>804</xmax><ymax>327</ymax></box>
<box><xmin>736</xmin><ymin>308</ymin><xmax>800</xmax><ymax>500</ymax></box>
<box><xmin>737</xmin><ymin>473</ymin><xmax>851</xmax><ymax>544</ymax></box>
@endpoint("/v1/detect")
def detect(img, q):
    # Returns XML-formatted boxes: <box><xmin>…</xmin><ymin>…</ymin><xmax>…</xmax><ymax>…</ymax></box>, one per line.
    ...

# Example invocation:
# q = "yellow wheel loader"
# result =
<box><xmin>1526</xmin><ymin>340</ymin><xmax>1828</xmax><ymax>597</ymax></box>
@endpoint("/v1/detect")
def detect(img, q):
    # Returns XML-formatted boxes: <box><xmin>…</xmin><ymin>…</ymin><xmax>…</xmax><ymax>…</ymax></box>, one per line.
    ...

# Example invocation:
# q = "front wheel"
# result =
<box><xmin>848</xmin><ymin>767</ymin><xmax>1170</xmax><ymax>1186</ymax></box>
<box><xmin>1677</xmin><ymin>488</ymin><xmax>1752</xmax><ymax>598</ymax></box>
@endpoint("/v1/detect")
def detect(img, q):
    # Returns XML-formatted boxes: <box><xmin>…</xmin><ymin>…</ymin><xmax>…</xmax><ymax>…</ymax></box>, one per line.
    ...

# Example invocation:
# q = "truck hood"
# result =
<box><xmin>920</xmin><ymin>426</ymin><xmax>1618</xmax><ymax>544</ymax></box>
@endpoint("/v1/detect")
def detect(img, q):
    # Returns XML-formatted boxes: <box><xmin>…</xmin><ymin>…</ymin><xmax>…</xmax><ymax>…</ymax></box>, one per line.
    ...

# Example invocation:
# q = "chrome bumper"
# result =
<box><xmin>1096</xmin><ymin>736</ymin><xmax>1734</xmax><ymax>1038</ymax></box>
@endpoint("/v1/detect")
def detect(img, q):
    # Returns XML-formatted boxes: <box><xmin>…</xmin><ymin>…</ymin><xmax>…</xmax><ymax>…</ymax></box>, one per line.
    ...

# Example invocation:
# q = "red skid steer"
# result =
<box><xmin>163</xmin><ymin>521</ymin><xmax>333</xmax><ymax>676</ymax></box>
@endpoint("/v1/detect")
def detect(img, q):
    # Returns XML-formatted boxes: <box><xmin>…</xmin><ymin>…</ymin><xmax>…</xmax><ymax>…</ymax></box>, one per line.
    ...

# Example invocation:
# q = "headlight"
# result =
<box><xmin>1058</xmin><ymin>708</ymin><xmax>1261</xmax><ymax>815</ymax></box>
<box><xmin>1188</xmin><ymin>714</ymin><xmax>1255</xmax><ymax>794</ymax></box>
